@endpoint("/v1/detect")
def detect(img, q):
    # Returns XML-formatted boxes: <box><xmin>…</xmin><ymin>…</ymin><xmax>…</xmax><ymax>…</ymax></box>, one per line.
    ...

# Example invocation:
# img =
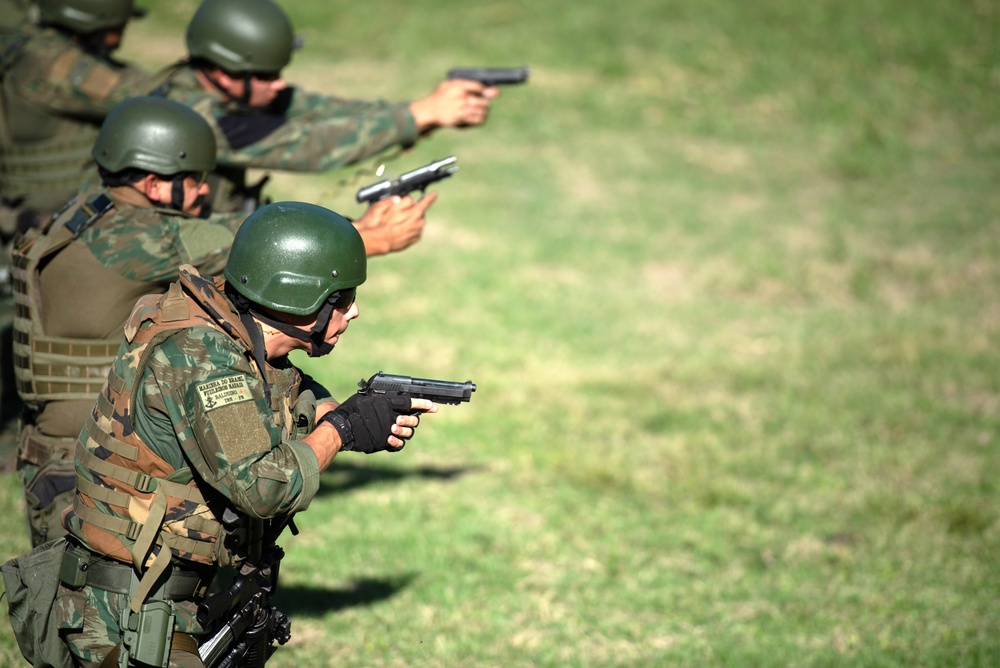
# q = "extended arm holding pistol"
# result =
<box><xmin>358</xmin><ymin>372</ymin><xmax>476</xmax><ymax>406</ymax></box>
<box><xmin>316</xmin><ymin>373</ymin><xmax>472</xmax><ymax>455</ymax></box>
<box><xmin>447</xmin><ymin>67</ymin><xmax>531</xmax><ymax>86</ymax></box>
<box><xmin>355</xmin><ymin>157</ymin><xmax>458</xmax><ymax>204</ymax></box>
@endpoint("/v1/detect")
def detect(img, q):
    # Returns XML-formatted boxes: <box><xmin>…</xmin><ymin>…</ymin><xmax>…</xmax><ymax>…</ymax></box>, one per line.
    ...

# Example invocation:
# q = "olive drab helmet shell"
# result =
<box><xmin>224</xmin><ymin>202</ymin><xmax>367</xmax><ymax>316</ymax></box>
<box><xmin>92</xmin><ymin>96</ymin><xmax>217</xmax><ymax>175</ymax></box>
<box><xmin>185</xmin><ymin>0</ymin><xmax>295</xmax><ymax>73</ymax></box>
<box><xmin>38</xmin><ymin>0</ymin><xmax>135</xmax><ymax>33</ymax></box>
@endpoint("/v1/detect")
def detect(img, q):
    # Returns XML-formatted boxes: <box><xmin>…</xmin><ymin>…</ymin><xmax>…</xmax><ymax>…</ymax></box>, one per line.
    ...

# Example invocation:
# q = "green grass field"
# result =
<box><xmin>2</xmin><ymin>0</ymin><xmax>999</xmax><ymax>665</ymax></box>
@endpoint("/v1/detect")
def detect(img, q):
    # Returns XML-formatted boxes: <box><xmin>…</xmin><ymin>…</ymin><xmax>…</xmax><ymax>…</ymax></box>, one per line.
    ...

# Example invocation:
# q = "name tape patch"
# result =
<box><xmin>196</xmin><ymin>375</ymin><xmax>253</xmax><ymax>411</ymax></box>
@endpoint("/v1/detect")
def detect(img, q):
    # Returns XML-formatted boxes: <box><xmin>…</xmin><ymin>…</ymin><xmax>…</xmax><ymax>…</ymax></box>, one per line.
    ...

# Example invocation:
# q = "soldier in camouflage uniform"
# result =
<box><xmin>158</xmin><ymin>0</ymin><xmax>497</xmax><ymax>219</ymax></box>
<box><xmin>11</xmin><ymin>96</ymin><xmax>250</xmax><ymax>549</ymax></box>
<box><xmin>53</xmin><ymin>201</ymin><xmax>434</xmax><ymax>666</ymax></box>
<box><xmin>0</xmin><ymin>0</ymin><xmax>38</xmax><ymax>477</ymax></box>
<box><xmin>0</xmin><ymin>0</ymin><xmax>155</xmax><ymax>468</ymax></box>
<box><xmin>0</xmin><ymin>0</ymin><xmax>154</xmax><ymax>230</ymax></box>
<box><xmin>12</xmin><ymin>90</ymin><xmax>442</xmax><ymax>549</ymax></box>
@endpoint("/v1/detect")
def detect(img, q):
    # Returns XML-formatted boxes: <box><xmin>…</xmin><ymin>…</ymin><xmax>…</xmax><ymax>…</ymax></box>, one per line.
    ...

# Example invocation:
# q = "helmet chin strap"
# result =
<box><xmin>226</xmin><ymin>284</ymin><xmax>344</xmax><ymax>359</ymax></box>
<box><xmin>170</xmin><ymin>176</ymin><xmax>186</xmax><ymax>212</ymax></box>
<box><xmin>249</xmin><ymin>294</ymin><xmax>340</xmax><ymax>358</ymax></box>
<box><xmin>168</xmin><ymin>176</ymin><xmax>210</xmax><ymax>217</ymax></box>
<box><xmin>223</xmin><ymin>286</ymin><xmax>341</xmax><ymax>407</ymax></box>
<box><xmin>201</xmin><ymin>66</ymin><xmax>254</xmax><ymax>107</ymax></box>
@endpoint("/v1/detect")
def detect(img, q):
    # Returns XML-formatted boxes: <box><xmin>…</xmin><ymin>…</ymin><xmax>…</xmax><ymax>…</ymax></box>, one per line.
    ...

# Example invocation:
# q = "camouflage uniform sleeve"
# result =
<box><xmin>133</xmin><ymin>326</ymin><xmax>322</xmax><ymax>519</ymax></box>
<box><xmin>175</xmin><ymin>211</ymin><xmax>248</xmax><ymax>275</ymax></box>
<box><xmin>85</xmin><ymin>209</ymin><xmax>247</xmax><ymax>283</ymax></box>
<box><xmin>6</xmin><ymin>30</ymin><xmax>152</xmax><ymax>118</ymax></box>
<box><xmin>210</xmin><ymin>88</ymin><xmax>420</xmax><ymax>171</ymax></box>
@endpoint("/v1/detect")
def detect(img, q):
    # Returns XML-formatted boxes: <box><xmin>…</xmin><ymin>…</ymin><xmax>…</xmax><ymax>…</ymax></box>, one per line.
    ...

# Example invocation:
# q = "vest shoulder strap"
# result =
<box><xmin>63</xmin><ymin>192</ymin><xmax>113</xmax><ymax>238</ymax></box>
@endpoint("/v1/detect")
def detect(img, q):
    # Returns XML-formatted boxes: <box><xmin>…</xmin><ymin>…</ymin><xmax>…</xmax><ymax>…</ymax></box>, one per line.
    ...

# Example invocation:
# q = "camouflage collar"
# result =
<box><xmin>177</xmin><ymin>266</ymin><xmax>255</xmax><ymax>354</ymax></box>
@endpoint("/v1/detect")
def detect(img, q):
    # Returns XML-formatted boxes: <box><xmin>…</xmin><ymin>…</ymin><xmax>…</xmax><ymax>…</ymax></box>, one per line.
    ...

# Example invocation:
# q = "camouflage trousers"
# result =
<box><xmin>4</xmin><ymin>539</ymin><xmax>203</xmax><ymax>667</ymax></box>
<box><xmin>17</xmin><ymin>426</ymin><xmax>76</xmax><ymax>547</ymax></box>
<box><xmin>57</xmin><ymin>575</ymin><xmax>204</xmax><ymax>667</ymax></box>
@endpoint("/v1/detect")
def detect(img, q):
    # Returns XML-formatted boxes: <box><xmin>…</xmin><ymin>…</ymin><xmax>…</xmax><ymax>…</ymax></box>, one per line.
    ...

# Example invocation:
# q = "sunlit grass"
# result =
<box><xmin>1</xmin><ymin>0</ymin><xmax>997</xmax><ymax>665</ymax></box>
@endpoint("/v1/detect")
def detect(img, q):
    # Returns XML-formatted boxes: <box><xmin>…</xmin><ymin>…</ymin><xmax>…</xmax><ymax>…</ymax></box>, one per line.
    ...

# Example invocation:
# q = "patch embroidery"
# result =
<box><xmin>196</xmin><ymin>375</ymin><xmax>252</xmax><ymax>411</ymax></box>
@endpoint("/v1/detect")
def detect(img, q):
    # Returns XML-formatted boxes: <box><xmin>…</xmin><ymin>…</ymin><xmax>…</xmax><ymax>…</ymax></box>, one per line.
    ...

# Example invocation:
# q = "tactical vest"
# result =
<box><xmin>66</xmin><ymin>267</ymin><xmax>296</xmax><ymax>603</ymax></box>
<box><xmin>0</xmin><ymin>26</ymin><xmax>102</xmax><ymax>207</ymax></box>
<box><xmin>10</xmin><ymin>191</ymin><xmax>121</xmax><ymax>404</ymax></box>
<box><xmin>10</xmin><ymin>189</ymin><xmax>185</xmax><ymax>408</ymax></box>
<box><xmin>0</xmin><ymin>89</ymin><xmax>97</xmax><ymax>205</ymax></box>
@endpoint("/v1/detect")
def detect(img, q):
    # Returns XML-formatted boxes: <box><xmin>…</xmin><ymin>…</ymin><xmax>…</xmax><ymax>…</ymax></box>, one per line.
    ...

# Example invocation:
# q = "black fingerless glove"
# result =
<box><xmin>320</xmin><ymin>393</ymin><xmax>413</xmax><ymax>454</ymax></box>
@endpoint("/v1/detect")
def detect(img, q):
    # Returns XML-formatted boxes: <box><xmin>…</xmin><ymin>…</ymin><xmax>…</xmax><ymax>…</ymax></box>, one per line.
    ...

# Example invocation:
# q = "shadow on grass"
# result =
<box><xmin>274</xmin><ymin>573</ymin><xmax>418</xmax><ymax>616</ymax></box>
<box><xmin>317</xmin><ymin>460</ymin><xmax>480</xmax><ymax>496</ymax></box>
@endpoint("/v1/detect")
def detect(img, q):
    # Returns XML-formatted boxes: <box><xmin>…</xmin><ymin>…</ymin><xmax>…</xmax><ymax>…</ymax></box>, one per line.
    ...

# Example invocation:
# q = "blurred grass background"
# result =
<box><xmin>2</xmin><ymin>0</ymin><xmax>999</xmax><ymax>665</ymax></box>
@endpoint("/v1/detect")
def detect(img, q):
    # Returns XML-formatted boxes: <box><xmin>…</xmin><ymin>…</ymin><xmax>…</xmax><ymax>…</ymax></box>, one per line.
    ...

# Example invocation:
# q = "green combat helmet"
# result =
<box><xmin>37</xmin><ymin>0</ymin><xmax>135</xmax><ymax>33</ymax></box>
<box><xmin>185</xmin><ymin>0</ymin><xmax>295</xmax><ymax>74</ymax></box>
<box><xmin>225</xmin><ymin>201</ymin><xmax>366</xmax><ymax>316</ymax></box>
<box><xmin>225</xmin><ymin>201</ymin><xmax>366</xmax><ymax>356</ymax></box>
<box><xmin>92</xmin><ymin>96</ymin><xmax>217</xmax><ymax>175</ymax></box>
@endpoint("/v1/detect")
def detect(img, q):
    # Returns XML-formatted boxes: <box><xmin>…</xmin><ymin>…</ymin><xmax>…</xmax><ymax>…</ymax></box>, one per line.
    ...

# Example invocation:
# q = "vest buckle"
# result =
<box><xmin>133</xmin><ymin>472</ymin><xmax>158</xmax><ymax>494</ymax></box>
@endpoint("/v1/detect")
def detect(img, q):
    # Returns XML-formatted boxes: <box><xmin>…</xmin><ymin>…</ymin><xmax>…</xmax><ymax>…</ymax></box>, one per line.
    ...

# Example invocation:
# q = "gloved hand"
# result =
<box><xmin>319</xmin><ymin>393</ymin><xmax>415</xmax><ymax>453</ymax></box>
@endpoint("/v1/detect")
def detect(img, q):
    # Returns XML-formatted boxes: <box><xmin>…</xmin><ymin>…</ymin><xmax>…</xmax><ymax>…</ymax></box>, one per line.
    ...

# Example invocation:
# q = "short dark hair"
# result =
<box><xmin>97</xmin><ymin>165</ymin><xmax>148</xmax><ymax>188</ymax></box>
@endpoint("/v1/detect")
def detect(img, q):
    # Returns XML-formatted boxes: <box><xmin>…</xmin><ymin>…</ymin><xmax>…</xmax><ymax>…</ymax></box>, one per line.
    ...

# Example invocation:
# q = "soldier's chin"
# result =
<box><xmin>308</xmin><ymin>341</ymin><xmax>336</xmax><ymax>357</ymax></box>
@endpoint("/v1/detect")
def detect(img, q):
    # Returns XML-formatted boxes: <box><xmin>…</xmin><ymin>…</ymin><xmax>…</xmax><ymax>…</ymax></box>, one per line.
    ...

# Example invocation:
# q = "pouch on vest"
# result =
<box><xmin>293</xmin><ymin>388</ymin><xmax>320</xmax><ymax>440</ymax></box>
<box><xmin>1</xmin><ymin>537</ymin><xmax>75</xmax><ymax>668</ymax></box>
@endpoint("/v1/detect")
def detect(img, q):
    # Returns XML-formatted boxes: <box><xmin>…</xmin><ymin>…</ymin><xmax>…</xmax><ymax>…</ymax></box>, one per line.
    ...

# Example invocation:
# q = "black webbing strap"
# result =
<box><xmin>64</xmin><ymin>193</ymin><xmax>113</xmax><ymax>238</ymax></box>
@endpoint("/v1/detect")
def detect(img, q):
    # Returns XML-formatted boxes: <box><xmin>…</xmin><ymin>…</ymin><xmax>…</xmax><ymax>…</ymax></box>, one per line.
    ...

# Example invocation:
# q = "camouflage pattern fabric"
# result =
<box><xmin>160</xmin><ymin>66</ymin><xmax>420</xmax><ymax>212</ymax></box>
<box><xmin>0</xmin><ymin>24</ymin><xmax>155</xmax><ymax>490</ymax></box>
<box><xmin>135</xmin><ymin>285</ymin><xmax>319</xmax><ymax>518</ymax></box>
<box><xmin>56</xmin><ymin>268</ymin><xmax>321</xmax><ymax>662</ymax></box>
<box><xmin>1</xmin><ymin>25</ymin><xmax>154</xmax><ymax>214</ymax></box>
<box><xmin>15</xmin><ymin>184</ymin><xmax>246</xmax><ymax>548</ymax></box>
<box><xmin>57</xmin><ymin>580</ymin><xmax>203</xmax><ymax>667</ymax></box>
<box><xmin>63</xmin><ymin>266</ymin><xmax>320</xmax><ymax>569</ymax></box>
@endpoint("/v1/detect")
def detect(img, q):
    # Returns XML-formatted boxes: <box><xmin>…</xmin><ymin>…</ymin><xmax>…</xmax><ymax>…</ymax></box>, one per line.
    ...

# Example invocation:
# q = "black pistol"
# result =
<box><xmin>358</xmin><ymin>372</ymin><xmax>476</xmax><ymax>406</ymax></box>
<box><xmin>447</xmin><ymin>67</ymin><xmax>530</xmax><ymax>86</ymax></box>
<box><xmin>355</xmin><ymin>157</ymin><xmax>458</xmax><ymax>204</ymax></box>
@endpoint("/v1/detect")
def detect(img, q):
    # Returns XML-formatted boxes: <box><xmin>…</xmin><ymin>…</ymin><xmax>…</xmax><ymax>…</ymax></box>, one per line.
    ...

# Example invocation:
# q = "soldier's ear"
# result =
<box><xmin>209</xmin><ymin>67</ymin><xmax>239</xmax><ymax>92</ymax></box>
<box><xmin>137</xmin><ymin>173</ymin><xmax>167</xmax><ymax>204</ymax></box>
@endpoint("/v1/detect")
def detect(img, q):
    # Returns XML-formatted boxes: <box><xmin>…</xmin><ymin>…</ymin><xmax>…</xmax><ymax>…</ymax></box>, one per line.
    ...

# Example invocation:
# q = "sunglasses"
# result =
<box><xmin>252</xmin><ymin>71</ymin><xmax>282</xmax><ymax>82</ymax></box>
<box><xmin>184</xmin><ymin>171</ymin><xmax>208</xmax><ymax>187</ymax></box>
<box><xmin>331</xmin><ymin>287</ymin><xmax>357</xmax><ymax>310</ymax></box>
